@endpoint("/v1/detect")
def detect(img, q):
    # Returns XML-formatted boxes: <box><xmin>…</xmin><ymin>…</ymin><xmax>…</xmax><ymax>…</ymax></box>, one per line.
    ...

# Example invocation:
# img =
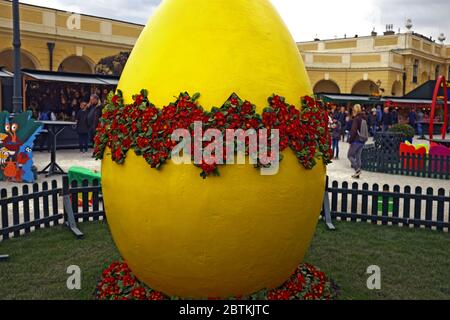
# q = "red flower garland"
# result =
<box><xmin>94</xmin><ymin>261</ymin><xmax>339</xmax><ymax>300</ymax></box>
<box><xmin>94</xmin><ymin>90</ymin><xmax>332</xmax><ymax>178</ymax></box>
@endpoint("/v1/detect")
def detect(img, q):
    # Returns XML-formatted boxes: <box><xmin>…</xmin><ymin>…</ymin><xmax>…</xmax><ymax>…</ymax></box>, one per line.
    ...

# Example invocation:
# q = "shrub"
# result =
<box><xmin>389</xmin><ymin>124</ymin><xmax>415</xmax><ymax>139</ymax></box>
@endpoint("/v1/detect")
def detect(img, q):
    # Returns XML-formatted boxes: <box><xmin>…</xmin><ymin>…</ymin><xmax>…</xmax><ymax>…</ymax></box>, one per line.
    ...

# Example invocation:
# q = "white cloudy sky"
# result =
<box><xmin>21</xmin><ymin>0</ymin><xmax>450</xmax><ymax>43</ymax></box>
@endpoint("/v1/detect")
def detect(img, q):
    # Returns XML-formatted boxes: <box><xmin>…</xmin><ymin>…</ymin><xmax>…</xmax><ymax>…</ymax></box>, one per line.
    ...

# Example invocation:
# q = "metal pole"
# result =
<box><xmin>12</xmin><ymin>0</ymin><xmax>23</xmax><ymax>114</ymax></box>
<box><xmin>47</xmin><ymin>42</ymin><xmax>55</xmax><ymax>71</ymax></box>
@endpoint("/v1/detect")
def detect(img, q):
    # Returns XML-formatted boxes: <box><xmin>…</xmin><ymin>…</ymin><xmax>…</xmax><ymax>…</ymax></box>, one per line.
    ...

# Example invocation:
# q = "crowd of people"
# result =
<box><xmin>327</xmin><ymin>104</ymin><xmax>432</xmax><ymax>179</ymax></box>
<box><xmin>26</xmin><ymin>83</ymin><xmax>110</xmax><ymax>153</ymax></box>
<box><xmin>26</xmin><ymin>82</ymin><xmax>113</xmax><ymax>122</ymax></box>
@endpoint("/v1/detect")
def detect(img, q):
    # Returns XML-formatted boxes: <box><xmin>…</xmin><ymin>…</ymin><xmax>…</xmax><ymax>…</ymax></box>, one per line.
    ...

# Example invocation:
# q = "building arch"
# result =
<box><xmin>0</xmin><ymin>48</ymin><xmax>40</xmax><ymax>72</ymax></box>
<box><xmin>391</xmin><ymin>80</ymin><xmax>402</xmax><ymax>97</ymax></box>
<box><xmin>313</xmin><ymin>79</ymin><xmax>341</xmax><ymax>94</ymax></box>
<box><xmin>351</xmin><ymin>80</ymin><xmax>378</xmax><ymax>95</ymax></box>
<box><xmin>58</xmin><ymin>55</ymin><xmax>95</xmax><ymax>74</ymax></box>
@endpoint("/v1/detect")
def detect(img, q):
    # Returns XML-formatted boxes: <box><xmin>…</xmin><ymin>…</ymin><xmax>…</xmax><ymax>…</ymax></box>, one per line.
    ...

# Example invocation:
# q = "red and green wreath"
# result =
<box><xmin>94</xmin><ymin>261</ymin><xmax>339</xmax><ymax>300</ymax></box>
<box><xmin>93</xmin><ymin>90</ymin><xmax>332</xmax><ymax>178</ymax></box>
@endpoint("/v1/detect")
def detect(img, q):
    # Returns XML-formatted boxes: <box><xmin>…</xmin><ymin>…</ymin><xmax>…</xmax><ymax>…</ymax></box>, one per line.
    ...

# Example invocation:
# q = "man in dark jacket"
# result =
<box><xmin>408</xmin><ymin>109</ymin><xmax>417</xmax><ymax>129</ymax></box>
<box><xmin>87</xmin><ymin>94</ymin><xmax>103</xmax><ymax>146</ymax></box>
<box><xmin>76</xmin><ymin>102</ymin><xmax>89</xmax><ymax>153</ymax></box>
<box><xmin>347</xmin><ymin>104</ymin><xmax>367</xmax><ymax>179</ymax></box>
<box><xmin>381</xmin><ymin>107</ymin><xmax>392</xmax><ymax>133</ymax></box>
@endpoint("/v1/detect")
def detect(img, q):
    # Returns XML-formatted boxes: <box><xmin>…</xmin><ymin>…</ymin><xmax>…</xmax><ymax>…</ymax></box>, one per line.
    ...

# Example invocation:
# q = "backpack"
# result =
<box><xmin>358</xmin><ymin>119</ymin><xmax>369</xmax><ymax>143</ymax></box>
<box><xmin>39</xmin><ymin>111</ymin><xmax>50</xmax><ymax>121</ymax></box>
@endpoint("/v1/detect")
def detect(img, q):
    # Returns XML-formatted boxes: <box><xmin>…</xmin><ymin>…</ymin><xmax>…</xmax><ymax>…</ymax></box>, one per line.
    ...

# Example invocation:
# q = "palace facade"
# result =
<box><xmin>0</xmin><ymin>0</ymin><xmax>142</xmax><ymax>74</ymax></box>
<box><xmin>1</xmin><ymin>0</ymin><xmax>449</xmax><ymax>98</ymax></box>
<box><xmin>297</xmin><ymin>32</ymin><xmax>450</xmax><ymax>96</ymax></box>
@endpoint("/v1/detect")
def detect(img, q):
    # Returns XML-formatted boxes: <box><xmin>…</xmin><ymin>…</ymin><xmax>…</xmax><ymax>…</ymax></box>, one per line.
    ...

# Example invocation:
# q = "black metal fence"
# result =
<box><xmin>363</xmin><ymin>145</ymin><xmax>450</xmax><ymax>180</ymax></box>
<box><xmin>362</xmin><ymin>133</ymin><xmax>450</xmax><ymax>180</ymax></box>
<box><xmin>325</xmin><ymin>179</ymin><xmax>450</xmax><ymax>232</ymax></box>
<box><xmin>1</xmin><ymin>176</ymin><xmax>449</xmax><ymax>242</ymax></box>
<box><xmin>1</xmin><ymin>177</ymin><xmax>104</xmax><ymax>241</ymax></box>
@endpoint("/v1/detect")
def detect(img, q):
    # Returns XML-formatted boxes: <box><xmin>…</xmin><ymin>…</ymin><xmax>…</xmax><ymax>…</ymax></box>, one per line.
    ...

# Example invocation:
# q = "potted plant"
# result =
<box><xmin>389</xmin><ymin>124</ymin><xmax>415</xmax><ymax>143</ymax></box>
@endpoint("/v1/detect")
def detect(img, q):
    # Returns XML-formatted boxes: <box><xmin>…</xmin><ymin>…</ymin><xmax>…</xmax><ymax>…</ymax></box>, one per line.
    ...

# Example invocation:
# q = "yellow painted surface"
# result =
<box><xmin>324</xmin><ymin>40</ymin><xmax>357</xmax><ymax>50</ymax></box>
<box><xmin>351</xmin><ymin>54</ymin><xmax>381</xmax><ymax>63</ymax></box>
<box><xmin>374</xmin><ymin>37</ymin><xmax>398</xmax><ymax>47</ymax></box>
<box><xmin>112</xmin><ymin>24</ymin><xmax>142</xmax><ymax>38</ymax></box>
<box><xmin>102</xmin><ymin>0</ymin><xmax>325</xmax><ymax>298</ymax></box>
<box><xmin>117</xmin><ymin>0</ymin><xmax>311</xmax><ymax>111</ymax></box>
<box><xmin>297</xmin><ymin>43</ymin><xmax>319</xmax><ymax>51</ymax></box>
<box><xmin>313</xmin><ymin>55</ymin><xmax>342</xmax><ymax>64</ymax></box>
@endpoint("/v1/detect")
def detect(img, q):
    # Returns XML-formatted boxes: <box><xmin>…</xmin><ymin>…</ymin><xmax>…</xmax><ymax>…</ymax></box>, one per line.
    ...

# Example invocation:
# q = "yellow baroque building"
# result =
<box><xmin>0</xmin><ymin>0</ymin><xmax>142</xmax><ymax>74</ymax></box>
<box><xmin>1</xmin><ymin>0</ymin><xmax>449</xmax><ymax>100</ymax></box>
<box><xmin>298</xmin><ymin>33</ymin><xmax>450</xmax><ymax>96</ymax></box>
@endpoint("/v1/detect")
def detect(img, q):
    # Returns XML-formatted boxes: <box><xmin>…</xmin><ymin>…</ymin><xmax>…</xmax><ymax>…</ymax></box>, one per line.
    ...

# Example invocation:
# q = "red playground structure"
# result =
<box><xmin>429</xmin><ymin>75</ymin><xmax>449</xmax><ymax>145</ymax></box>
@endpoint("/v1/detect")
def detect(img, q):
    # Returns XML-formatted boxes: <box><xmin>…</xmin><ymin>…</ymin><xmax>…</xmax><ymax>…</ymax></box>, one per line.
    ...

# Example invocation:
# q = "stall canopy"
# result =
<box><xmin>319</xmin><ymin>93</ymin><xmax>384</xmax><ymax>105</ymax></box>
<box><xmin>319</xmin><ymin>93</ymin><xmax>449</xmax><ymax>106</ymax></box>
<box><xmin>405</xmin><ymin>80</ymin><xmax>450</xmax><ymax>100</ymax></box>
<box><xmin>22</xmin><ymin>69</ymin><xmax>119</xmax><ymax>85</ymax></box>
<box><xmin>0</xmin><ymin>67</ymin><xmax>13</xmax><ymax>78</ymax></box>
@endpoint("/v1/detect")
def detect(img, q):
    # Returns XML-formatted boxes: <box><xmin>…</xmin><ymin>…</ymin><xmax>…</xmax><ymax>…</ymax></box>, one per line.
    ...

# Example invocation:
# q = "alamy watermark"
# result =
<box><xmin>66</xmin><ymin>265</ymin><xmax>81</xmax><ymax>290</ymax></box>
<box><xmin>171</xmin><ymin>122</ymin><xmax>281</xmax><ymax>175</ymax></box>
<box><xmin>66</xmin><ymin>12</ymin><xmax>81</xmax><ymax>31</ymax></box>
<box><xmin>367</xmin><ymin>265</ymin><xmax>381</xmax><ymax>290</ymax></box>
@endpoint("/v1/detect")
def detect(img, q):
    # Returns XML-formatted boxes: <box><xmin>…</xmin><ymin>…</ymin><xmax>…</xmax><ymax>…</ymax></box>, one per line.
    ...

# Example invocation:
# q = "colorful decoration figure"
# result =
<box><xmin>97</xmin><ymin>0</ymin><xmax>330</xmax><ymax>299</ymax></box>
<box><xmin>0</xmin><ymin>111</ymin><xmax>42</xmax><ymax>183</ymax></box>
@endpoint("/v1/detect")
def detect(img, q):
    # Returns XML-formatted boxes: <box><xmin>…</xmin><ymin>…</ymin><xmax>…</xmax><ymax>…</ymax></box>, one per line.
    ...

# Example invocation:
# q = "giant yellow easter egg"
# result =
<box><xmin>102</xmin><ymin>0</ymin><xmax>326</xmax><ymax>298</ymax></box>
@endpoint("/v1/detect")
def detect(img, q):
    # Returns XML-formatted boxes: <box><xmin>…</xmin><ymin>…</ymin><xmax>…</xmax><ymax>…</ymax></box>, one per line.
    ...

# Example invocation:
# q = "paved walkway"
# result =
<box><xmin>0</xmin><ymin>139</ymin><xmax>448</xmax><ymax>192</ymax></box>
<box><xmin>328</xmin><ymin>139</ymin><xmax>448</xmax><ymax>191</ymax></box>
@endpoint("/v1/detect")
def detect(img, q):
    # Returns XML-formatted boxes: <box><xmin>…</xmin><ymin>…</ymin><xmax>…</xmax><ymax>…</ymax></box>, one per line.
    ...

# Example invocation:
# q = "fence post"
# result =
<box><xmin>62</xmin><ymin>175</ymin><xmax>84</xmax><ymax>239</ymax></box>
<box><xmin>414</xmin><ymin>186</ymin><xmax>423</xmax><ymax>228</ymax></box>
<box><xmin>0</xmin><ymin>188</ymin><xmax>9</xmax><ymax>261</ymax></box>
<box><xmin>425</xmin><ymin>187</ymin><xmax>434</xmax><ymax>229</ymax></box>
<box><xmin>1</xmin><ymin>189</ymin><xmax>9</xmax><ymax>241</ymax></box>
<box><xmin>322</xmin><ymin>177</ymin><xmax>336</xmax><ymax>231</ymax></box>
<box><xmin>437</xmin><ymin>188</ymin><xmax>445</xmax><ymax>232</ymax></box>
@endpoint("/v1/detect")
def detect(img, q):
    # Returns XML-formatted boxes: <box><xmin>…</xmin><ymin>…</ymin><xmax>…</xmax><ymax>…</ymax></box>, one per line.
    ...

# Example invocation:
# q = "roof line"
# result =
<box><xmin>2</xmin><ymin>0</ymin><xmax>145</xmax><ymax>27</ymax></box>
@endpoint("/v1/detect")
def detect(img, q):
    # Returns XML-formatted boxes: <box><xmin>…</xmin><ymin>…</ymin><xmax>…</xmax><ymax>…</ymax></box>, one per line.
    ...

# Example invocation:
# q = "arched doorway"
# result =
<box><xmin>391</xmin><ymin>81</ymin><xmax>402</xmax><ymax>97</ymax></box>
<box><xmin>351</xmin><ymin>80</ymin><xmax>378</xmax><ymax>95</ymax></box>
<box><xmin>0</xmin><ymin>49</ymin><xmax>38</xmax><ymax>72</ymax></box>
<box><xmin>58</xmin><ymin>56</ymin><xmax>94</xmax><ymax>74</ymax></box>
<box><xmin>313</xmin><ymin>80</ymin><xmax>341</xmax><ymax>94</ymax></box>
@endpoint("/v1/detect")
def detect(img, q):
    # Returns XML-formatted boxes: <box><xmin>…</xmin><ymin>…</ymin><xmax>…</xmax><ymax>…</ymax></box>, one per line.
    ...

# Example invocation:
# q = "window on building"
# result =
<box><xmin>435</xmin><ymin>65</ymin><xmax>440</xmax><ymax>79</ymax></box>
<box><xmin>413</xmin><ymin>59</ymin><xmax>419</xmax><ymax>83</ymax></box>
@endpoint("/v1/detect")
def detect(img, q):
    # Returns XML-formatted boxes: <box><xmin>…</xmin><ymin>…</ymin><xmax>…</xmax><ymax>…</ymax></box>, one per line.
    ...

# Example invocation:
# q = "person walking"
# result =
<box><xmin>87</xmin><ymin>94</ymin><xmax>103</xmax><ymax>147</ymax></box>
<box><xmin>381</xmin><ymin>107</ymin><xmax>392</xmax><ymax>133</ymax></box>
<box><xmin>75</xmin><ymin>102</ymin><xmax>89</xmax><ymax>153</ymax></box>
<box><xmin>347</xmin><ymin>104</ymin><xmax>368</xmax><ymax>179</ymax></box>
<box><xmin>331</xmin><ymin>119</ymin><xmax>341</xmax><ymax>160</ymax></box>
<box><xmin>417</xmin><ymin>108</ymin><xmax>425</xmax><ymax>139</ymax></box>
<box><xmin>391</xmin><ymin>107</ymin><xmax>399</xmax><ymax>125</ymax></box>
<box><xmin>408</xmin><ymin>108</ymin><xmax>417</xmax><ymax>134</ymax></box>
<box><xmin>368</xmin><ymin>109</ymin><xmax>378</xmax><ymax>137</ymax></box>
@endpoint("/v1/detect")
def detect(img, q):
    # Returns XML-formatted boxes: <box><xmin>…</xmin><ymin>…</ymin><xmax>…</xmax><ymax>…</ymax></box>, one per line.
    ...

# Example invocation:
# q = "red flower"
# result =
<box><xmin>111</xmin><ymin>95</ymin><xmax>120</xmax><ymax>105</ymax></box>
<box><xmin>268</xmin><ymin>289</ymin><xmax>291</xmax><ymax>300</ymax></box>
<box><xmin>241</xmin><ymin>101</ymin><xmax>253</xmax><ymax>115</ymax></box>
<box><xmin>122</xmin><ymin>138</ymin><xmax>132</xmax><ymax>149</ymax></box>
<box><xmin>118</xmin><ymin>125</ymin><xmax>128</xmax><ymax>135</ymax></box>
<box><xmin>114</xmin><ymin>148</ymin><xmax>123</xmax><ymax>161</ymax></box>
<box><xmin>230</xmin><ymin>97</ymin><xmax>238</xmax><ymax>106</ymax></box>
<box><xmin>134</xmin><ymin>94</ymin><xmax>144</xmax><ymax>106</ymax></box>
<box><xmin>149</xmin><ymin>291</ymin><xmax>165</xmax><ymax>300</ymax></box>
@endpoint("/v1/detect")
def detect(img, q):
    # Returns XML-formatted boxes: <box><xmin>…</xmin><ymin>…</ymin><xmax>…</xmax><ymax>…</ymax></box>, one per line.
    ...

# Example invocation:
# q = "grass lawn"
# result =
<box><xmin>0</xmin><ymin>220</ymin><xmax>449</xmax><ymax>300</ymax></box>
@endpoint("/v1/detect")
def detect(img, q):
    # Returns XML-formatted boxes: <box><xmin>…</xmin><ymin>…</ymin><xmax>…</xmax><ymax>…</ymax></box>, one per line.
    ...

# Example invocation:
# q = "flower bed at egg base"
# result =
<box><xmin>94</xmin><ymin>262</ymin><xmax>340</xmax><ymax>300</ymax></box>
